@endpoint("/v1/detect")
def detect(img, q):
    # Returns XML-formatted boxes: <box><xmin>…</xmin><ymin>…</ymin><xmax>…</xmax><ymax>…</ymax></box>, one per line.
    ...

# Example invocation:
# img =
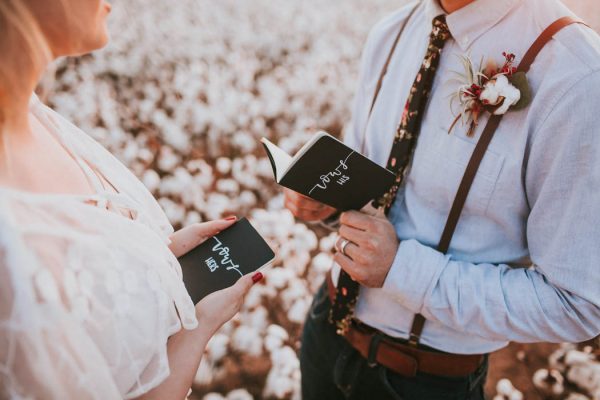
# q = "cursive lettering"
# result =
<box><xmin>309</xmin><ymin>151</ymin><xmax>354</xmax><ymax>195</ymax></box>
<box><xmin>208</xmin><ymin>237</ymin><xmax>243</xmax><ymax>277</ymax></box>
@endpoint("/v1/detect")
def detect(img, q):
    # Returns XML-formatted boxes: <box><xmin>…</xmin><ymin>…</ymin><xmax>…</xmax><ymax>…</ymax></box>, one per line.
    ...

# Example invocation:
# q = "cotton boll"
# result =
<box><xmin>271</xmin><ymin>346</ymin><xmax>300</xmax><ymax>375</ymax></box>
<box><xmin>312</xmin><ymin>252</ymin><xmax>333</xmax><ymax>274</ymax></box>
<box><xmin>267</xmin><ymin>193</ymin><xmax>285</xmax><ymax>211</ymax></box>
<box><xmin>290</xmin><ymin>224</ymin><xmax>318</xmax><ymax>252</ymax></box>
<box><xmin>206</xmin><ymin>333</ymin><xmax>230</xmax><ymax>363</ymax></box>
<box><xmin>137</xmin><ymin>147</ymin><xmax>155</xmax><ymax>164</ymax></box>
<box><xmin>216</xmin><ymin>178</ymin><xmax>240</xmax><ymax>195</ymax></box>
<box><xmin>121</xmin><ymin>140</ymin><xmax>140</xmax><ymax>164</ymax></box>
<box><xmin>280</xmin><ymin>280</ymin><xmax>308</xmax><ymax>309</ymax></box>
<box><xmin>263</xmin><ymin>345</ymin><xmax>301</xmax><ymax>398</ymax></box>
<box><xmin>203</xmin><ymin>394</ymin><xmax>226</xmax><ymax>400</ymax></box>
<box><xmin>533</xmin><ymin>369</ymin><xmax>565</xmax><ymax>396</ymax></box>
<box><xmin>283</xmin><ymin>252</ymin><xmax>311</xmax><ymax>275</ymax></box>
<box><xmin>205</xmin><ymin>193</ymin><xmax>232</xmax><ymax>220</ymax></box>
<box><xmin>226</xmin><ymin>389</ymin><xmax>254</xmax><ymax>400</ymax></box>
<box><xmin>184</xmin><ymin>210</ymin><xmax>202</xmax><ymax>225</ymax></box>
<box><xmin>141</xmin><ymin>169</ymin><xmax>161</xmax><ymax>192</ymax></box>
<box><xmin>239</xmin><ymin>306</ymin><xmax>269</xmax><ymax>332</ymax></box>
<box><xmin>265</xmin><ymin>267</ymin><xmax>295</xmax><ymax>289</ymax></box>
<box><xmin>567</xmin><ymin>364</ymin><xmax>600</xmax><ymax>396</ymax></box>
<box><xmin>242</xmin><ymin>285</ymin><xmax>264</xmax><ymax>310</ymax></box>
<box><xmin>267</xmin><ymin>324</ymin><xmax>289</xmax><ymax>341</ymax></box>
<box><xmin>256</xmin><ymin>157</ymin><xmax>275</xmax><ymax>178</ymax></box>
<box><xmin>231</xmin><ymin>325</ymin><xmax>263</xmax><ymax>356</ymax></box>
<box><xmin>496</xmin><ymin>379</ymin><xmax>516</xmax><ymax>396</ymax></box>
<box><xmin>319</xmin><ymin>232</ymin><xmax>338</xmax><ymax>252</ymax></box>
<box><xmin>287</xmin><ymin>298</ymin><xmax>310</xmax><ymax>324</ymax></box>
<box><xmin>565</xmin><ymin>393</ymin><xmax>592</xmax><ymax>400</ymax></box>
<box><xmin>566</xmin><ymin>350</ymin><xmax>595</xmax><ymax>366</ymax></box>
<box><xmin>157</xmin><ymin>147</ymin><xmax>180</xmax><ymax>172</ymax></box>
<box><xmin>157</xmin><ymin>197</ymin><xmax>186</xmax><ymax>226</ymax></box>
<box><xmin>264</xmin><ymin>324</ymin><xmax>289</xmax><ymax>352</ymax></box>
<box><xmin>216</xmin><ymin>157</ymin><xmax>232</xmax><ymax>175</ymax></box>
<box><xmin>238</xmin><ymin>190</ymin><xmax>258</xmax><ymax>208</ymax></box>
<box><xmin>219</xmin><ymin>320</ymin><xmax>235</xmax><ymax>337</ymax></box>
<box><xmin>233</xmin><ymin>132</ymin><xmax>257</xmax><ymax>153</ymax></box>
<box><xmin>194</xmin><ymin>357</ymin><xmax>214</xmax><ymax>386</ymax></box>
<box><xmin>263</xmin><ymin>374</ymin><xmax>295</xmax><ymax>399</ymax></box>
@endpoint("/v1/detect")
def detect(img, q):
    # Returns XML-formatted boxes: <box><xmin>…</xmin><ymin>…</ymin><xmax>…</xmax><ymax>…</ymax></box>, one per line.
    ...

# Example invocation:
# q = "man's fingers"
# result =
<box><xmin>340</xmin><ymin>210</ymin><xmax>374</xmax><ymax>230</ymax></box>
<box><xmin>338</xmin><ymin>225</ymin><xmax>370</xmax><ymax>246</ymax></box>
<box><xmin>336</xmin><ymin>239</ymin><xmax>363</xmax><ymax>262</ymax></box>
<box><xmin>334</xmin><ymin>252</ymin><xmax>363</xmax><ymax>282</ymax></box>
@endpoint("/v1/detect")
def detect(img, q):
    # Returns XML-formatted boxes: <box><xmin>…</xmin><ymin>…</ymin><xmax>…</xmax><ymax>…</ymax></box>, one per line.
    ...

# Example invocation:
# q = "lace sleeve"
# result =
<box><xmin>0</xmin><ymin>212</ymin><xmax>122</xmax><ymax>399</ymax></box>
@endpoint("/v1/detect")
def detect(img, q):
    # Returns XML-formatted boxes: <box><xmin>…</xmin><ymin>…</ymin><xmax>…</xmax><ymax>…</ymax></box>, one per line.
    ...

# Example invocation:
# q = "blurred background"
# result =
<box><xmin>46</xmin><ymin>1</ymin><xmax>600</xmax><ymax>399</ymax></box>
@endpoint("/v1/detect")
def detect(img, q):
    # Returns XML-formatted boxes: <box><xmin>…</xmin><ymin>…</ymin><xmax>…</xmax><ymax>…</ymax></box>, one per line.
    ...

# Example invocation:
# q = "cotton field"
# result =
<box><xmin>46</xmin><ymin>1</ymin><xmax>600</xmax><ymax>399</ymax></box>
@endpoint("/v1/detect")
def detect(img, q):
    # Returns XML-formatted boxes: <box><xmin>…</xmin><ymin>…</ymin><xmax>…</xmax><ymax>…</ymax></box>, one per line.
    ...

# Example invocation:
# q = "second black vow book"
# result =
<box><xmin>178</xmin><ymin>218</ymin><xmax>275</xmax><ymax>303</ymax></box>
<box><xmin>261</xmin><ymin>131</ymin><xmax>395</xmax><ymax>211</ymax></box>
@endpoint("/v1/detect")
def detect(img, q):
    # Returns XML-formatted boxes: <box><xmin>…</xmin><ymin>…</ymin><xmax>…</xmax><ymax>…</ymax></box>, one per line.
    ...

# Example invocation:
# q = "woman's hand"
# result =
<box><xmin>195</xmin><ymin>272</ymin><xmax>261</xmax><ymax>335</ymax></box>
<box><xmin>169</xmin><ymin>216</ymin><xmax>263</xmax><ymax>334</ymax></box>
<box><xmin>284</xmin><ymin>188</ymin><xmax>337</xmax><ymax>221</ymax></box>
<box><xmin>168</xmin><ymin>216</ymin><xmax>237</xmax><ymax>258</ymax></box>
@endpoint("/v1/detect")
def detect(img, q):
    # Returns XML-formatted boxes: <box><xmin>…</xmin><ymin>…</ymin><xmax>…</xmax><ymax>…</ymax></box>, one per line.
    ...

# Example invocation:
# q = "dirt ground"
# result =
<box><xmin>485</xmin><ymin>343</ymin><xmax>559</xmax><ymax>398</ymax></box>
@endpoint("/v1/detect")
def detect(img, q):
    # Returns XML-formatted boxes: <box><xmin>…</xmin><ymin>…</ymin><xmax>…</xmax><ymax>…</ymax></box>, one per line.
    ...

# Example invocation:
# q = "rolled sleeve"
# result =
<box><xmin>382</xmin><ymin>239</ymin><xmax>449</xmax><ymax>314</ymax></box>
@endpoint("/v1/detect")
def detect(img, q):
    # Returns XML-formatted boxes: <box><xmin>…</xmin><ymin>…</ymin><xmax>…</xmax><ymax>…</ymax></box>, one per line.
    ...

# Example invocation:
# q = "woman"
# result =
<box><xmin>0</xmin><ymin>1</ymin><xmax>262</xmax><ymax>399</ymax></box>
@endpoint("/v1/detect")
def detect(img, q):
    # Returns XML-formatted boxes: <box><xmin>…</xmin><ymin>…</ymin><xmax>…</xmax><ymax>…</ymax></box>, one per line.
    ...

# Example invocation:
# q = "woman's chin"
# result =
<box><xmin>74</xmin><ymin>31</ymin><xmax>110</xmax><ymax>56</ymax></box>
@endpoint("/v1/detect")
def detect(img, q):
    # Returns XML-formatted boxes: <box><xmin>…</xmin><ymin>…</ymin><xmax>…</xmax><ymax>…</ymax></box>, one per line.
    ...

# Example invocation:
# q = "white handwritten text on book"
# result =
<box><xmin>309</xmin><ymin>151</ymin><xmax>354</xmax><ymax>195</ymax></box>
<box><xmin>204</xmin><ymin>237</ymin><xmax>243</xmax><ymax>277</ymax></box>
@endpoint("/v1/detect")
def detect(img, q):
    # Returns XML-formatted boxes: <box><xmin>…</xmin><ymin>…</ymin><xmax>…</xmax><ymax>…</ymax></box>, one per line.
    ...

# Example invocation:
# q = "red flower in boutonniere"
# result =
<box><xmin>448</xmin><ymin>52</ymin><xmax>532</xmax><ymax>137</ymax></box>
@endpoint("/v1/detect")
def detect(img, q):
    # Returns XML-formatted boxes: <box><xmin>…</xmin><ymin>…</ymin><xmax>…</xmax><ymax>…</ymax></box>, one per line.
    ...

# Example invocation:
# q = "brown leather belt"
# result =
<box><xmin>326</xmin><ymin>274</ymin><xmax>484</xmax><ymax>377</ymax></box>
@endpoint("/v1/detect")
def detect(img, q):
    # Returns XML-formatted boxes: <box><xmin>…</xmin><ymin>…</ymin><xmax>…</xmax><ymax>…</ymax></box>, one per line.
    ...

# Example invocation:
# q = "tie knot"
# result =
<box><xmin>431</xmin><ymin>15</ymin><xmax>451</xmax><ymax>42</ymax></box>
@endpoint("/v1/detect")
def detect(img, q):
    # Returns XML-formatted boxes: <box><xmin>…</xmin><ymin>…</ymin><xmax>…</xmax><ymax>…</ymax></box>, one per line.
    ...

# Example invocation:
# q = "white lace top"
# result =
<box><xmin>0</xmin><ymin>96</ymin><xmax>198</xmax><ymax>399</ymax></box>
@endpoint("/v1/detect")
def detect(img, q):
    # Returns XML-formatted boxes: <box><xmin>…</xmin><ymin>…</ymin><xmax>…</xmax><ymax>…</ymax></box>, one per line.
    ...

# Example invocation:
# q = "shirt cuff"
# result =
<box><xmin>382</xmin><ymin>239</ymin><xmax>450</xmax><ymax>314</ymax></box>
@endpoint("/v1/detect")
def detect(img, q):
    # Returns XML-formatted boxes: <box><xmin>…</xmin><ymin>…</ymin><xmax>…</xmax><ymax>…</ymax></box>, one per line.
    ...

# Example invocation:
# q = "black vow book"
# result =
<box><xmin>261</xmin><ymin>131</ymin><xmax>395</xmax><ymax>211</ymax></box>
<box><xmin>178</xmin><ymin>218</ymin><xmax>275</xmax><ymax>303</ymax></box>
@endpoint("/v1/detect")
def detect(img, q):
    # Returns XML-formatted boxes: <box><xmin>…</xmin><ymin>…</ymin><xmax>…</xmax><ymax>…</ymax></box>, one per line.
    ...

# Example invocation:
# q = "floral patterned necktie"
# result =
<box><xmin>330</xmin><ymin>15</ymin><xmax>452</xmax><ymax>336</ymax></box>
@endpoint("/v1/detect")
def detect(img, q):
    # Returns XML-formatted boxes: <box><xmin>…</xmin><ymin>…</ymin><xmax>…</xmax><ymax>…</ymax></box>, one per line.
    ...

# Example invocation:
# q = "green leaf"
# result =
<box><xmin>509</xmin><ymin>72</ymin><xmax>532</xmax><ymax>110</ymax></box>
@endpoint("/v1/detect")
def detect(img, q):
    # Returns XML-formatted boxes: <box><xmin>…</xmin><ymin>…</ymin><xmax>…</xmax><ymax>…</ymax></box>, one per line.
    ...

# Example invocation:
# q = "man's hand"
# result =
<box><xmin>334</xmin><ymin>207</ymin><xmax>399</xmax><ymax>288</ymax></box>
<box><xmin>284</xmin><ymin>188</ymin><xmax>337</xmax><ymax>221</ymax></box>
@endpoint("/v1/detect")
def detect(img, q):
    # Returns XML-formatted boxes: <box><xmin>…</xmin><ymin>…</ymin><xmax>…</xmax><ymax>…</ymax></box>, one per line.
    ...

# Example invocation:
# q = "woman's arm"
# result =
<box><xmin>135</xmin><ymin>274</ymin><xmax>256</xmax><ymax>400</ymax></box>
<box><xmin>135</xmin><ymin>217</ymin><xmax>259</xmax><ymax>400</ymax></box>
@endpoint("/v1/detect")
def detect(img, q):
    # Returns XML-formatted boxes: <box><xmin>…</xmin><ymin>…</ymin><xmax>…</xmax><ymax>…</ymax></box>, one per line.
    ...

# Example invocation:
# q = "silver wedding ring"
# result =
<box><xmin>340</xmin><ymin>239</ymin><xmax>350</xmax><ymax>256</ymax></box>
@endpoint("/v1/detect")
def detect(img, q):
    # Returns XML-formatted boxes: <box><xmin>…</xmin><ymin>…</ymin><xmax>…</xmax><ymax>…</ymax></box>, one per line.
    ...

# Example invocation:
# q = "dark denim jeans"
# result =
<box><xmin>300</xmin><ymin>282</ymin><xmax>489</xmax><ymax>400</ymax></box>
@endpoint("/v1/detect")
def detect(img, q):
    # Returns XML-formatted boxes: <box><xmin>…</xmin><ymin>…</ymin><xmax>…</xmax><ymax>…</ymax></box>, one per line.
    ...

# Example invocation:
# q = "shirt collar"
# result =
<box><xmin>425</xmin><ymin>0</ymin><xmax>524</xmax><ymax>51</ymax></box>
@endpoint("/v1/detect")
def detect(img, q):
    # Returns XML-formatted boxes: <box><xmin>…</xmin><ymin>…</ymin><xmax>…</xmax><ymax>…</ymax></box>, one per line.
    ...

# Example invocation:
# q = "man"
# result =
<box><xmin>284</xmin><ymin>0</ymin><xmax>600</xmax><ymax>398</ymax></box>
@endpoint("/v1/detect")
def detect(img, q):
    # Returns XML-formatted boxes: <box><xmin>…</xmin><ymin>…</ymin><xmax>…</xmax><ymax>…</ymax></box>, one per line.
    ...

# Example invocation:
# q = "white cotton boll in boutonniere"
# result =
<box><xmin>480</xmin><ymin>74</ymin><xmax>521</xmax><ymax>115</ymax></box>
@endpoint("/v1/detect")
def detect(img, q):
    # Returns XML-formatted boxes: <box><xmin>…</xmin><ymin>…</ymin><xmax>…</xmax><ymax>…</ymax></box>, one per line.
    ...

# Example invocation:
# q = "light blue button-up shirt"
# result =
<box><xmin>330</xmin><ymin>0</ymin><xmax>600</xmax><ymax>354</ymax></box>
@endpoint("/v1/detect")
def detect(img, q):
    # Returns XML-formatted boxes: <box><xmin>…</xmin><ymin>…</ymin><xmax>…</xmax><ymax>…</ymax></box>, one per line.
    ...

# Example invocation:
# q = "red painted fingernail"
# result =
<box><xmin>251</xmin><ymin>272</ymin><xmax>263</xmax><ymax>284</ymax></box>
<box><xmin>224</xmin><ymin>215</ymin><xmax>237</xmax><ymax>221</ymax></box>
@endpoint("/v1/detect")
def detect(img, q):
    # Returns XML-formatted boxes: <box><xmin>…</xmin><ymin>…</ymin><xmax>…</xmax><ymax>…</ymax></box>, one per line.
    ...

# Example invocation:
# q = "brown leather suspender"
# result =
<box><xmin>363</xmin><ymin>15</ymin><xmax>587</xmax><ymax>346</ymax></box>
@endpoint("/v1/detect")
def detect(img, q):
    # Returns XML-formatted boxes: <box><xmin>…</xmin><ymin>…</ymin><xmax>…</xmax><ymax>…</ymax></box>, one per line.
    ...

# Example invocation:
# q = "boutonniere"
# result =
<box><xmin>448</xmin><ymin>52</ymin><xmax>532</xmax><ymax>137</ymax></box>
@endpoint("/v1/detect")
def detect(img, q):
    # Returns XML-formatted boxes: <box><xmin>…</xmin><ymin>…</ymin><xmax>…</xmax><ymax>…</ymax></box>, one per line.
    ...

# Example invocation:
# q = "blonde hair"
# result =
<box><xmin>0</xmin><ymin>0</ymin><xmax>53</xmax><ymax>126</ymax></box>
